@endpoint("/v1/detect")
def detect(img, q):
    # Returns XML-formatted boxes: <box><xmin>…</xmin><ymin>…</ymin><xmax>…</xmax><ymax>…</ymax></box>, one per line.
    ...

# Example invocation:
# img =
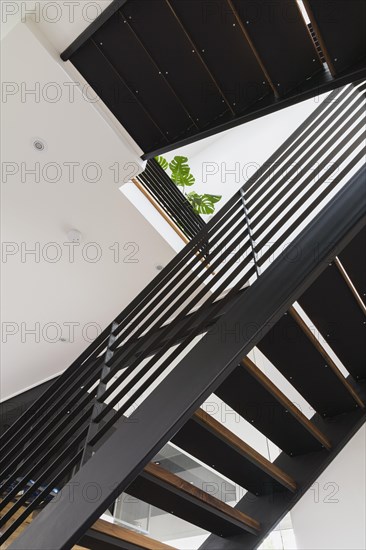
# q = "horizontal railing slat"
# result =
<box><xmin>1</xmin><ymin>81</ymin><xmax>365</xmax><ymax>546</ymax></box>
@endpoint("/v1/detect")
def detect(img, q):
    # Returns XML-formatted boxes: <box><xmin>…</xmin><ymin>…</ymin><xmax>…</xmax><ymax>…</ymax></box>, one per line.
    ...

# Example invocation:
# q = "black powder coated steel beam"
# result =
<box><xmin>229</xmin><ymin>0</ymin><xmax>323</xmax><ymax>96</ymax></box>
<box><xmin>70</xmin><ymin>37</ymin><xmax>170</xmax><ymax>152</ymax></box>
<box><xmin>0</xmin><ymin>380</ymin><xmax>54</xmax><ymax>436</ymax></box>
<box><xmin>215</xmin><ymin>365</ymin><xmax>326</xmax><ymax>456</ymax></box>
<box><xmin>111</xmin><ymin>191</ymin><xmax>241</xmax><ymax>330</ymax></box>
<box><xmin>120</xmin><ymin>0</ymin><xmax>230</xmax><ymax>130</ymax></box>
<box><xmin>61</xmin><ymin>0</ymin><xmax>129</xmax><ymax>61</ymax></box>
<box><xmin>142</xmin><ymin>64</ymin><xmax>366</xmax><ymax>159</ymax></box>
<box><xmin>92</xmin><ymin>12</ymin><xmax>196</xmax><ymax>143</ymax></box>
<box><xmin>142</xmin><ymin>159</ymin><xmax>205</xmax><ymax>234</ymax></box>
<box><xmin>338</xmin><ymin>226</ymin><xmax>366</xmax><ymax>298</ymax></box>
<box><xmin>127</xmin><ymin>473</ymin><xmax>257</xmax><ymax>537</ymax></box>
<box><xmin>171</xmin><ymin>416</ymin><xmax>293</xmax><ymax>496</ymax></box>
<box><xmin>257</xmin><ymin>313</ymin><xmax>362</xmax><ymax>416</ymax></box>
<box><xmin>109</xmin><ymin>287</ymin><xmax>248</xmax><ymax>370</ymax></box>
<box><xmin>247</xmin><ymin>84</ymin><xmax>366</xmax><ymax>217</ymax></box>
<box><xmin>9</xmin><ymin>165</ymin><xmax>366</xmax><ymax>550</ymax></box>
<box><xmin>200</xmin><ymin>380</ymin><xmax>366</xmax><ymax>550</ymax></box>
<box><xmin>304</xmin><ymin>0</ymin><xmax>366</xmax><ymax>76</ymax></box>
<box><xmin>243</xmin><ymin>83</ymin><xmax>354</xmax><ymax>197</ymax></box>
<box><xmin>167</xmin><ymin>0</ymin><xmax>273</xmax><ymax>112</ymax></box>
<box><xmin>256</xmin><ymin>145</ymin><xmax>366</xmax><ymax>267</ymax></box>
<box><xmin>298</xmin><ymin>263</ymin><xmax>366</xmax><ymax>381</ymax></box>
<box><xmin>60</xmin><ymin>1</ymin><xmax>366</xmax><ymax>157</ymax></box>
<box><xmin>80</xmin><ymin>531</ymin><xmax>143</xmax><ymax>550</ymax></box>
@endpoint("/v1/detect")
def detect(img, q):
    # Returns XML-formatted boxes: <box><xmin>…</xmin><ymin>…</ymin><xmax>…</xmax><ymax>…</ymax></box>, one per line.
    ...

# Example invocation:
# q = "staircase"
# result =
<box><xmin>60</xmin><ymin>0</ymin><xmax>366</xmax><ymax>156</ymax></box>
<box><xmin>0</xmin><ymin>503</ymin><xmax>173</xmax><ymax>550</ymax></box>
<box><xmin>1</xmin><ymin>81</ymin><xmax>365</xmax><ymax>550</ymax></box>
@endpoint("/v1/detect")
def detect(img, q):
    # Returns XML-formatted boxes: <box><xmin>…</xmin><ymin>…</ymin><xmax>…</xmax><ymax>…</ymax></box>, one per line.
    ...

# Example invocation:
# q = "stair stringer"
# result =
<box><xmin>200</xmin><ymin>381</ymin><xmax>366</xmax><ymax>550</ymax></box>
<box><xmin>9</xmin><ymin>165</ymin><xmax>366</xmax><ymax>550</ymax></box>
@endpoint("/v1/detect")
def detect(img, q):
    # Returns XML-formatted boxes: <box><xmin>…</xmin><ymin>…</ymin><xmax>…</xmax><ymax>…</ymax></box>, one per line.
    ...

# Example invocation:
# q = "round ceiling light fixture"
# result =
<box><xmin>32</xmin><ymin>137</ymin><xmax>47</xmax><ymax>152</ymax></box>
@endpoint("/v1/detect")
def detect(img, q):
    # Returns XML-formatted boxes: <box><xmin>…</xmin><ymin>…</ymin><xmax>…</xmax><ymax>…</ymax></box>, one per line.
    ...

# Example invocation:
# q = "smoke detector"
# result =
<box><xmin>67</xmin><ymin>229</ymin><xmax>82</xmax><ymax>243</ymax></box>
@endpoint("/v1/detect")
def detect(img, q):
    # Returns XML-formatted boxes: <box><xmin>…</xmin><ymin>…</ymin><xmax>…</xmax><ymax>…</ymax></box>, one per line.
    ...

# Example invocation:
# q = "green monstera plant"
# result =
<box><xmin>155</xmin><ymin>155</ymin><xmax>221</xmax><ymax>216</ymax></box>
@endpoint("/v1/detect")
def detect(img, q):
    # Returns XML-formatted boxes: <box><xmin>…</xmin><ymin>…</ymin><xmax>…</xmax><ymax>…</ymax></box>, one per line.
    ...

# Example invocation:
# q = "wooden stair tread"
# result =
<box><xmin>241</xmin><ymin>357</ymin><xmax>332</xmax><ymax>450</ymax></box>
<box><xmin>257</xmin><ymin>307</ymin><xmax>364</xmax><ymax>416</ymax></box>
<box><xmin>298</xmin><ymin>263</ymin><xmax>366</xmax><ymax>381</ymax></box>
<box><xmin>143</xmin><ymin>462</ymin><xmax>260</xmax><ymax>533</ymax></box>
<box><xmin>0</xmin><ymin>502</ymin><xmax>171</xmax><ymax>550</ymax></box>
<box><xmin>90</xmin><ymin>518</ymin><xmax>176</xmax><ymax>550</ymax></box>
<box><xmin>0</xmin><ymin>500</ymin><xmax>27</xmax><ymax>548</ymax></box>
<box><xmin>215</xmin><ymin>358</ymin><xmax>331</xmax><ymax>455</ymax></box>
<box><xmin>193</xmin><ymin>408</ymin><xmax>297</xmax><ymax>492</ymax></box>
<box><xmin>289</xmin><ymin>306</ymin><xmax>364</xmax><ymax>410</ymax></box>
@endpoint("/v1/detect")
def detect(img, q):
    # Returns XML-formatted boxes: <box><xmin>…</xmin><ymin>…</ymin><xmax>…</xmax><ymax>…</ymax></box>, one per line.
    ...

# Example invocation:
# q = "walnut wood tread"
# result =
<box><xmin>172</xmin><ymin>406</ymin><xmax>297</xmax><ymax>495</ymax></box>
<box><xmin>127</xmin><ymin>462</ymin><xmax>260</xmax><ymax>537</ymax></box>
<box><xmin>241</xmin><ymin>357</ymin><xmax>332</xmax><ymax>451</ymax></box>
<box><xmin>89</xmin><ymin>519</ymin><xmax>176</xmax><ymax>550</ymax></box>
<box><xmin>215</xmin><ymin>357</ymin><xmax>332</xmax><ymax>455</ymax></box>
<box><xmin>193</xmin><ymin>408</ymin><xmax>297</xmax><ymax>492</ymax></box>
<box><xmin>0</xmin><ymin>503</ymin><xmax>170</xmax><ymax>550</ymax></box>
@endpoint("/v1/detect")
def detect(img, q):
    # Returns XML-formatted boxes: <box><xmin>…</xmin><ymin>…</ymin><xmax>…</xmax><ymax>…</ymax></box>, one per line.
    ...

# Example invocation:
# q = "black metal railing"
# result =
<box><xmin>137</xmin><ymin>158</ymin><xmax>206</xmax><ymax>241</ymax></box>
<box><xmin>0</xmin><ymin>80</ymin><xmax>365</xmax><ymax>546</ymax></box>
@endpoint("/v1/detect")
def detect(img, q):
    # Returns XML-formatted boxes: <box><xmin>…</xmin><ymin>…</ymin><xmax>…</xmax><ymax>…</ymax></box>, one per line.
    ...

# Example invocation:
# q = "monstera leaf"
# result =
<box><xmin>169</xmin><ymin>156</ymin><xmax>195</xmax><ymax>187</ymax></box>
<box><xmin>179</xmin><ymin>172</ymin><xmax>195</xmax><ymax>187</ymax></box>
<box><xmin>154</xmin><ymin>154</ymin><xmax>221</xmax><ymax>215</ymax></box>
<box><xmin>187</xmin><ymin>192</ymin><xmax>222</xmax><ymax>215</ymax></box>
<box><xmin>155</xmin><ymin>155</ymin><xmax>168</xmax><ymax>170</ymax></box>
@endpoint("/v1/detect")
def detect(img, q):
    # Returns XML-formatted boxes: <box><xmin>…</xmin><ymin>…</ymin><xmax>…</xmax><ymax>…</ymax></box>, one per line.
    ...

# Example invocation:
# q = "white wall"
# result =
<box><xmin>121</xmin><ymin>182</ymin><xmax>186</xmax><ymax>254</ymax></box>
<box><xmin>0</xmin><ymin>22</ymin><xmax>176</xmax><ymax>400</ymax></box>
<box><xmin>291</xmin><ymin>425</ymin><xmax>366</xmax><ymax>550</ymax></box>
<box><xmin>163</xmin><ymin>91</ymin><xmax>331</xmax><ymax>215</ymax></box>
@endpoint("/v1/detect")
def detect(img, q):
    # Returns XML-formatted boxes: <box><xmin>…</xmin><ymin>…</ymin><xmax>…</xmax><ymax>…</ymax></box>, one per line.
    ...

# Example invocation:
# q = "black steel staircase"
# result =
<box><xmin>60</xmin><ymin>0</ymin><xmax>366</xmax><ymax>157</ymax></box>
<box><xmin>1</xmin><ymin>81</ymin><xmax>365</xmax><ymax>550</ymax></box>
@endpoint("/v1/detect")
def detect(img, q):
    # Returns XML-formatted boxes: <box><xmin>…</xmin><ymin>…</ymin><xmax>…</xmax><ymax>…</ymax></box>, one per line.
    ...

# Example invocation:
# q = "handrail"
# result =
<box><xmin>10</xmin><ymin>161</ymin><xmax>366</xmax><ymax>550</ymax></box>
<box><xmin>0</xmin><ymin>80</ymin><xmax>365</xmax><ymax>547</ymax></box>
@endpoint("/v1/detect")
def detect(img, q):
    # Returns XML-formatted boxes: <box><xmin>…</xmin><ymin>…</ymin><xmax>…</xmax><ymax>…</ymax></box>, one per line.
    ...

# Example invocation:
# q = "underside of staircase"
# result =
<box><xmin>1</xmin><ymin>155</ymin><xmax>365</xmax><ymax>548</ymax></box>
<box><xmin>1</xmin><ymin>1</ymin><xmax>366</xmax><ymax>549</ymax></box>
<box><xmin>1</xmin><ymin>211</ymin><xmax>365</xmax><ymax>549</ymax></box>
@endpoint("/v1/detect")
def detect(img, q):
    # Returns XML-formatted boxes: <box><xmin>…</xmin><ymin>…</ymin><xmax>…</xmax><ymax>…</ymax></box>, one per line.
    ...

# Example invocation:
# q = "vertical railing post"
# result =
<box><xmin>240</xmin><ymin>187</ymin><xmax>261</xmax><ymax>278</ymax></box>
<box><xmin>81</xmin><ymin>321</ymin><xmax>119</xmax><ymax>465</ymax></box>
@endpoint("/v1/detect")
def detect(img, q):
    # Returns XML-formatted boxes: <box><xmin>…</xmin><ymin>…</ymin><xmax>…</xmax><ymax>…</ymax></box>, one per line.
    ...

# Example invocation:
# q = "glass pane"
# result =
<box><xmin>153</xmin><ymin>443</ymin><xmax>241</xmax><ymax>505</ymax></box>
<box><xmin>113</xmin><ymin>493</ymin><xmax>150</xmax><ymax>533</ymax></box>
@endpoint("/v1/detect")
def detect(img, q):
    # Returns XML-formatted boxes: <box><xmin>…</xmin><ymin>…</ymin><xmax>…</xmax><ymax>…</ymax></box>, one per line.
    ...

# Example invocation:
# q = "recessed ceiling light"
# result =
<box><xmin>32</xmin><ymin>137</ymin><xmax>47</xmax><ymax>152</ymax></box>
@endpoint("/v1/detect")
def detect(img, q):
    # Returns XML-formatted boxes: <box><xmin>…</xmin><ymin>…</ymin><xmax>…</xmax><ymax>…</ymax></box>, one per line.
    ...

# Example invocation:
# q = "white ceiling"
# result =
<box><xmin>0</xmin><ymin>0</ymin><xmax>114</xmax><ymax>50</ymax></box>
<box><xmin>0</xmin><ymin>15</ymin><xmax>177</xmax><ymax>400</ymax></box>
